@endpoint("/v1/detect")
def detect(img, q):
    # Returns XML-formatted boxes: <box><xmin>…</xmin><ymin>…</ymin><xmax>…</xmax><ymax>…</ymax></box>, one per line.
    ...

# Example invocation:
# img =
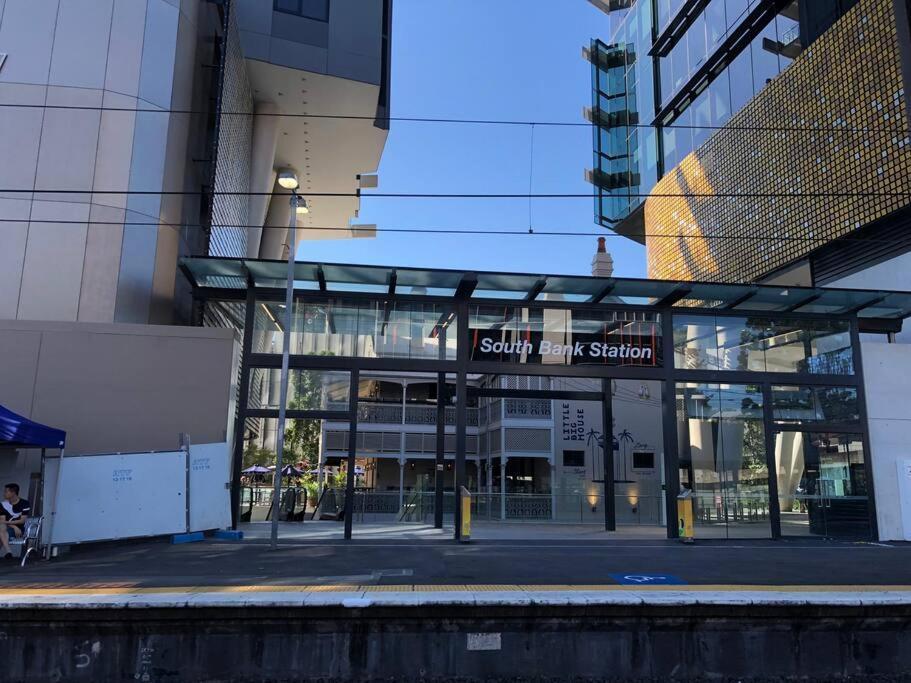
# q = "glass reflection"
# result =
<box><xmin>253</xmin><ymin>298</ymin><xmax>457</xmax><ymax>360</ymax></box>
<box><xmin>677</xmin><ymin>383</ymin><xmax>771</xmax><ymax>538</ymax></box>
<box><xmin>673</xmin><ymin>315</ymin><xmax>854</xmax><ymax>374</ymax></box>
<box><xmin>775</xmin><ymin>432</ymin><xmax>870</xmax><ymax>538</ymax></box>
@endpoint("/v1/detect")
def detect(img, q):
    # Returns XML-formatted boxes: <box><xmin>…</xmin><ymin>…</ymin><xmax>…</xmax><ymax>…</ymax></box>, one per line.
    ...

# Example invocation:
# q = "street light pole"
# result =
<box><xmin>269</xmin><ymin>190</ymin><xmax>299</xmax><ymax>550</ymax></box>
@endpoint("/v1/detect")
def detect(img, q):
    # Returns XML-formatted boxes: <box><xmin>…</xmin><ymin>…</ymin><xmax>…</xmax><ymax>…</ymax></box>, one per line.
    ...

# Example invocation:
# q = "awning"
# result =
<box><xmin>179</xmin><ymin>256</ymin><xmax>911</xmax><ymax>319</ymax></box>
<box><xmin>0</xmin><ymin>404</ymin><xmax>66</xmax><ymax>449</ymax></box>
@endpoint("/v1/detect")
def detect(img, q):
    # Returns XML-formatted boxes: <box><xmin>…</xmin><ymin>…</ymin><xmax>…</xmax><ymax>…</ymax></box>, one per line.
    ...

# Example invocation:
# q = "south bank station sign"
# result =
<box><xmin>469</xmin><ymin>322</ymin><xmax>661</xmax><ymax>367</ymax></box>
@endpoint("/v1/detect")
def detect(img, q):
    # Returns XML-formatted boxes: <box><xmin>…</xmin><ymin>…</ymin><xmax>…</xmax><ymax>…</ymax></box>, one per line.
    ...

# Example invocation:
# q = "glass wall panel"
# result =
<box><xmin>727</xmin><ymin>45</ymin><xmax>754</xmax><ymax>112</ymax></box>
<box><xmin>677</xmin><ymin>383</ymin><xmax>771</xmax><ymax>538</ymax></box>
<box><xmin>673</xmin><ymin>315</ymin><xmax>854</xmax><ymax>375</ymax></box>
<box><xmin>750</xmin><ymin>20</ymin><xmax>781</xmax><ymax>95</ymax></box>
<box><xmin>772</xmin><ymin>386</ymin><xmax>860</xmax><ymax>425</ymax></box>
<box><xmin>249</xmin><ymin>369</ymin><xmax>350</xmax><ymax>411</ymax></box>
<box><xmin>254</xmin><ymin>298</ymin><xmax>457</xmax><ymax>360</ymax></box>
<box><xmin>775</xmin><ymin>432</ymin><xmax>871</xmax><ymax>538</ymax></box>
<box><xmin>470</xmin><ymin>307</ymin><xmax>662</xmax><ymax>367</ymax></box>
<box><xmin>238</xmin><ymin>417</ymin><xmax>324</xmax><ymax>523</ymax></box>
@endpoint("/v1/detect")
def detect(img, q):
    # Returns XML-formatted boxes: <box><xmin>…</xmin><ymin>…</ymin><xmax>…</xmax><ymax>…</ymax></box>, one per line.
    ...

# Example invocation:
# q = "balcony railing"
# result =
<box><xmin>503</xmin><ymin>399</ymin><xmax>552</xmax><ymax>420</ymax></box>
<box><xmin>326</xmin><ymin>402</ymin><xmax>479</xmax><ymax>426</ymax></box>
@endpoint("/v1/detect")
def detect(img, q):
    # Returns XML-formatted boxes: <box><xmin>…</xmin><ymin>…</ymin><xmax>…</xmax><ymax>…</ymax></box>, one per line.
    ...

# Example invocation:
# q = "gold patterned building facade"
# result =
<box><xmin>644</xmin><ymin>0</ymin><xmax>911</xmax><ymax>283</ymax></box>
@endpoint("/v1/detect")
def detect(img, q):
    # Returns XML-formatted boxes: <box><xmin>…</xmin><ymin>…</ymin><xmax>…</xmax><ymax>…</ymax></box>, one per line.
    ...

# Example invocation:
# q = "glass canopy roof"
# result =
<box><xmin>180</xmin><ymin>257</ymin><xmax>911</xmax><ymax>320</ymax></box>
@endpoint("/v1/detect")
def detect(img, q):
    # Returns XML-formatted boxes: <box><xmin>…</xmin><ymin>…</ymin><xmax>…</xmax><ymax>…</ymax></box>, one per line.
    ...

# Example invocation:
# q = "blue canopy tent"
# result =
<box><xmin>0</xmin><ymin>404</ymin><xmax>66</xmax><ymax>450</ymax></box>
<box><xmin>0</xmin><ymin>405</ymin><xmax>66</xmax><ymax>549</ymax></box>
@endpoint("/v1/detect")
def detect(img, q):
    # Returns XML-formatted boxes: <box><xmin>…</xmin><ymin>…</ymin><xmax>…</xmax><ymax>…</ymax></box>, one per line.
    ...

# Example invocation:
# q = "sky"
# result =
<box><xmin>298</xmin><ymin>0</ymin><xmax>648</xmax><ymax>279</ymax></box>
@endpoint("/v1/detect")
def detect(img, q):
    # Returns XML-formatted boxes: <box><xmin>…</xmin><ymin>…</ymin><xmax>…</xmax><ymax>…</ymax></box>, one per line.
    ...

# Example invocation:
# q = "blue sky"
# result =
<box><xmin>299</xmin><ymin>0</ymin><xmax>647</xmax><ymax>279</ymax></box>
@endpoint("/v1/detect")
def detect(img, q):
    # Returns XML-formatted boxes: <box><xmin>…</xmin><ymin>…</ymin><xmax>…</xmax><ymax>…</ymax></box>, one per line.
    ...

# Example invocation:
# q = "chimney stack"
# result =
<box><xmin>591</xmin><ymin>237</ymin><xmax>614</xmax><ymax>277</ymax></box>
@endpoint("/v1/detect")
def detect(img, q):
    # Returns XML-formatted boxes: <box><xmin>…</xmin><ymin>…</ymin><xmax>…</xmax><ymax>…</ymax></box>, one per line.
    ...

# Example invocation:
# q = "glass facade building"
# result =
<box><xmin>182</xmin><ymin>256</ymin><xmax>911</xmax><ymax>542</ymax></box>
<box><xmin>587</xmin><ymin>0</ymin><xmax>858</xmax><ymax>240</ymax></box>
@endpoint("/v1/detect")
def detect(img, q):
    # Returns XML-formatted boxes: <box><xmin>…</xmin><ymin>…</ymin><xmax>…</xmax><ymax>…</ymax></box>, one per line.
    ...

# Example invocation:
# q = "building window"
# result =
<box><xmin>274</xmin><ymin>0</ymin><xmax>330</xmax><ymax>22</ymax></box>
<box><xmin>562</xmin><ymin>450</ymin><xmax>585</xmax><ymax>468</ymax></box>
<box><xmin>632</xmin><ymin>451</ymin><xmax>655</xmax><ymax>470</ymax></box>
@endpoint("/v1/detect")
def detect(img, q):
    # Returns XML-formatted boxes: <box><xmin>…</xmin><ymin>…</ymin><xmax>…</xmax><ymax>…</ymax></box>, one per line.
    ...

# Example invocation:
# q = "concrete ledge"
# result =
<box><xmin>2</xmin><ymin>585</ymin><xmax>911</xmax><ymax>610</ymax></box>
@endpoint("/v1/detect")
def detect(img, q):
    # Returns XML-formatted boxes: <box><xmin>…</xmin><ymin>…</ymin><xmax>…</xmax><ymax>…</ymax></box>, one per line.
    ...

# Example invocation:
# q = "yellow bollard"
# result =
<box><xmin>459</xmin><ymin>486</ymin><xmax>471</xmax><ymax>543</ymax></box>
<box><xmin>677</xmin><ymin>489</ymin><xmax>694</xmax><ymax>544</ymax></box>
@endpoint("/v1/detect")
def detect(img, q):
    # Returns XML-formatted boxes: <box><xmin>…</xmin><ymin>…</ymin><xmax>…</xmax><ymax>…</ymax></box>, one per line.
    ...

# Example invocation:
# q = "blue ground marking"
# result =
<box><xmin>213</xmin><ymin>530</ymin><xmax>244</xmax><ymax>541</ymax></box>
<box><xmin>609</xmin><ymin>573</ymin><xmax>687</xmax><ymax>585</ymax></box>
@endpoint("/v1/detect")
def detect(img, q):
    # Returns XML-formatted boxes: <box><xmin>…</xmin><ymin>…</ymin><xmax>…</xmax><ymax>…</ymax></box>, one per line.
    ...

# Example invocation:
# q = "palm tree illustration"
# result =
<box><xmin>617</xmin><ymin>429</ymin><xmax>634</xmax><ymax>480</ymax></box>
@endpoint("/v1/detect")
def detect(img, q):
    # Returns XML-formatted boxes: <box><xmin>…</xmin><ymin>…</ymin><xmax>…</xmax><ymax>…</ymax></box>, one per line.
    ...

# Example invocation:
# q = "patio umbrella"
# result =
<box><xmin>242</xmin><ymin>465</ymin><xmax>270</xmax><ymax>474</ymax></box>
<box><xmin>268</xmin><ymin>464</ymin><xmax>304</xmax><ymax>476</ymax></box>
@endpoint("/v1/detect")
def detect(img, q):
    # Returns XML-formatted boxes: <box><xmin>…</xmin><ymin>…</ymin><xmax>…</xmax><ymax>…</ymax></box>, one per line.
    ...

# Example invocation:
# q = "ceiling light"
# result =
<box><xmin>296</xmin><ymin>198</ymin><xmax>310</xmax><ymax>215</ymax></box>
<box><xmin>277</xmin><ymin>168</ymin><xmax>299</xmax><ymax>190</ymax></box>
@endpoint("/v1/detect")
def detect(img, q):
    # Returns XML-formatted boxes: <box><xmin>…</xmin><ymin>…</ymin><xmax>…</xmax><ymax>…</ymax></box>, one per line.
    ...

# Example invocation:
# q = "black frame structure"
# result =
<box><xmin>181</xmin><ymin>256</ymin><xmax>911</xmax><ymax>542</ymax></box>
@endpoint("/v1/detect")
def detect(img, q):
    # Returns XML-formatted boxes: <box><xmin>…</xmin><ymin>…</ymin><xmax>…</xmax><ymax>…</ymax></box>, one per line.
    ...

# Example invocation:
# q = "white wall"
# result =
<box><xmin>861</xmin><ymin>341</ymin><xmax>911</xmax><ymax>540</ymax></box>
<box><xmin>825</xmin><ymin>254</ymin><xmax>911</xmax><ymax>343</ymax></box>
<box><xmin>0</xmin><ymin>0</ymin><xmax>204</xmax><ymax>324</ymax></box>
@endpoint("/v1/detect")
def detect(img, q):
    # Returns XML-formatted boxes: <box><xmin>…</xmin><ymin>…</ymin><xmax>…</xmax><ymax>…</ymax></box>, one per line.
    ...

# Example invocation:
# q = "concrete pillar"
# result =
<box><xmin>258</xmin><ymin>182</ymin><xmax>292</xmax><ymax>260</ymax></box>
<box><xmin>246</xmin><ymin>102</ymin><xmax>280</xmax><ymax>259</ymax></box>
<box><xmin>500</xmin><ymin>456</ymin><xmax>508</xmax><ymax>520</ymax></box>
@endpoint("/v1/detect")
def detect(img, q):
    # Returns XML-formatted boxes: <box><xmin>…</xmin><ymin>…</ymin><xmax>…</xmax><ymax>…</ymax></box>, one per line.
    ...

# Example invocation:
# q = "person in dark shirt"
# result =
<box><xmin>1</xmin><ymin>483</ymin><xmax>31</xmax><ymax>560</ymax></box>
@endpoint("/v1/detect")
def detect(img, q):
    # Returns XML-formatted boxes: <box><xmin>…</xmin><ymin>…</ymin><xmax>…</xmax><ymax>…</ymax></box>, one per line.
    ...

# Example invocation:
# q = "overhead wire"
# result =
<box><xmin>2</xmin><ymin>189</ymin><xmax>911</xmax><ymax>198</ymax></box>
<box><xmin>0</xmin><ymin>217</ymin><xmax>907</xmax><ymax>246</ymax></box>
<box><xmin>0</xmin><ymin>102</ymin><xmax>905</xmax><ymax>134</ymax></box>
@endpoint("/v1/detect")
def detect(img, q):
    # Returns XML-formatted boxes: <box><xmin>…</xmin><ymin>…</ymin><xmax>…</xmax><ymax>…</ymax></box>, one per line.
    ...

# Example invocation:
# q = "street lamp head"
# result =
<box><xmin>296</xmin><ymin>197</ymin><xmax>310</xmax><ymax>215</ymax></box>
<box><xmin>277</xmin><ymin>168</ymin><xmax>299</xmax><ymax>190</ymax></box>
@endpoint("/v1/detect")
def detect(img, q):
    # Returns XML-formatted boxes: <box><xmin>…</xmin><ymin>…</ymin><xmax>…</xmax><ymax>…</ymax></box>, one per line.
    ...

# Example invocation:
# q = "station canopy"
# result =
<box><xmin>180</xmin><ymin>257</ymin><xmax>911</xmax><ymax>320</ymax></box>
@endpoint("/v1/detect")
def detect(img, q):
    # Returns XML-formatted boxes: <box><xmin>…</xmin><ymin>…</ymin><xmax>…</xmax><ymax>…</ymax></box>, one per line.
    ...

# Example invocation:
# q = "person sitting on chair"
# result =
<box><xmin>0</xmin><ymin>483</ymin><xmax>31</xmax><ymax>560</ymax></box>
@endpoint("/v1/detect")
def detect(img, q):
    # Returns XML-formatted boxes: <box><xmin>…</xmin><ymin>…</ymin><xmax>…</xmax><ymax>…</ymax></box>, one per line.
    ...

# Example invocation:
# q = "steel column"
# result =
<box><xmin>661</xmin><ymin>312</ymin><xmax>681</xmax><ymax>538</ymax></box>
<box><xmin>601</xmin><ymin>378</ymin><xmax>615</xmax><ymax>531</ymax></box>
<box><xmin>229</xmin><ymin>284</ymin><xmax>257</xmax><ymax>529</ymax></box>
<box><xmin>762</xmin><ymin>383</ymin><xmax>782</xmax><ymax>539</ymax></box>
<box><xmin>434</xmin><ymin>372</ymin><xmax>446</xmax><ymax>528</ymax></box>
<box><xmin>343</xmin><ymin>369</ymin><xmax>360</xmax><ymax>540</ymax></box>
<box><xmin>850</xmin><ymin>318</ymin><xmax>879</xmax><ymax>541</ymax></box>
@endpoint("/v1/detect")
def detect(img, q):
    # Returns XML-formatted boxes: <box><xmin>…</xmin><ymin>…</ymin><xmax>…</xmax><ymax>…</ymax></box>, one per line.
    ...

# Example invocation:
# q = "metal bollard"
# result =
<box><xmin>677</xmin><ymin>489</ymin><xmax>694</xmax><ymax>544</ymax></box>
<box><xmin>459</xmin><ymin>486</ymin><xmax>471</xmax><ymax>543</ymax></box>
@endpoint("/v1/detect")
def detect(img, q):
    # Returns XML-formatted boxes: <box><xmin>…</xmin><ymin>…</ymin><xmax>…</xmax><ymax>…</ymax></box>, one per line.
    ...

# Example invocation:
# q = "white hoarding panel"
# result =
<box><xmin>189</xmin><ymin>441</ymin><xmax>231</xmax><ymax>532</ymax></box>
<box><xmin>43</xmin><ymin>451</ymin><xmax>186</xmax><ymax>544</ymax></box>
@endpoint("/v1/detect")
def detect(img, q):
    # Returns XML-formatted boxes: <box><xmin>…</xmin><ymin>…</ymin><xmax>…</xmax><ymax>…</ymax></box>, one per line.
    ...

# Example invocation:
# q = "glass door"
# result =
<box><xmin>774</xmin><ymin>431</ymin><xmax>871</xmax><ymax>539</ymax></box>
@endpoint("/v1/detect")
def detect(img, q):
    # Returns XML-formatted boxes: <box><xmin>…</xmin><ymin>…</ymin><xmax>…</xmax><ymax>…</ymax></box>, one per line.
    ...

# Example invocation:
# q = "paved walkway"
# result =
<box><xmin>0</xmin><ymin>520</ymin><xmax>907</xmax><ymax>598</ymax></box>
<box><xmin>239</xmin><ymin>520</ymin><xmax>668</xmax><ymax>541</ymax></box>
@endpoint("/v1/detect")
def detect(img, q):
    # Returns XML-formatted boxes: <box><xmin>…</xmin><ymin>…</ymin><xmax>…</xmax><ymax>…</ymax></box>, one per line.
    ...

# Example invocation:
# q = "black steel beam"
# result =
<box><xmin>784</xmin><ymin>291</ymin><xmax>823</xmax><ymax>313</ymax></box>
<box><xmin>722</xmin><ymin>287</ymin><xmax>759</xmax><ymax>310</ymax></box>
<box><xmin>316</xmin><ymin>265</ymin><xmax>327</xmax><ymax>292</ymax></box>
<box><xmin>455</xmin><ymin>273</ymin><xmax>478</xmax><ymax>299</ymax></box>
<box><xmin>524</xmin><ymin>277</ymin><xmax>548</xmax><ymax>302</ymax></box>
<box><xmin>388</xmin><ymin>269</ymin><xmax>397</xmax><ymax>296</ymax></box>
<box><xmin>588</xmin><ymin>278</ymin><xmax>617</xmax><ymax>303</ymax></box>
<box><xmin>653</xmin><ymin>284</ymin><xmax>693</xmax><ymax>308</ymax></box>
<box><xmin>838</xmin><ymin>295</ymin><xmax>886</xmax><ymax>316</ymax></box>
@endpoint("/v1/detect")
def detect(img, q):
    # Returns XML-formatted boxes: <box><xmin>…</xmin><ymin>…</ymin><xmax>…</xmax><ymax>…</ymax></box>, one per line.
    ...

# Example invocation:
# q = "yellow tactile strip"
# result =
<box><xmin>1</xmin><ymin>584</ymin><xmax>910</xmax><ymax>596</ymax></box>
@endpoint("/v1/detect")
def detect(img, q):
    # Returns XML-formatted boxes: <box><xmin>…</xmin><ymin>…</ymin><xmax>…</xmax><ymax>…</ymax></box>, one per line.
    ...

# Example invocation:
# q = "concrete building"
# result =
<box><xmin>0</xmin><ymin>0</ymin><xmax>391</xmax><ymax>326</ymax></box>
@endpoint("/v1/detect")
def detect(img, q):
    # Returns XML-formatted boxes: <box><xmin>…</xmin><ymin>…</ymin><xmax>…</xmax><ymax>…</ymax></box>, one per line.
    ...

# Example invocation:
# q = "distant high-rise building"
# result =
<box><xmin>586</xmin><ymin>0</ymin><xmax>911</xmax><ymax>293</ymax></box>
<box><xmin>0</xmin><ymin>0</ymin><xmax>391</xmax><ymax>325</ymax></box>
